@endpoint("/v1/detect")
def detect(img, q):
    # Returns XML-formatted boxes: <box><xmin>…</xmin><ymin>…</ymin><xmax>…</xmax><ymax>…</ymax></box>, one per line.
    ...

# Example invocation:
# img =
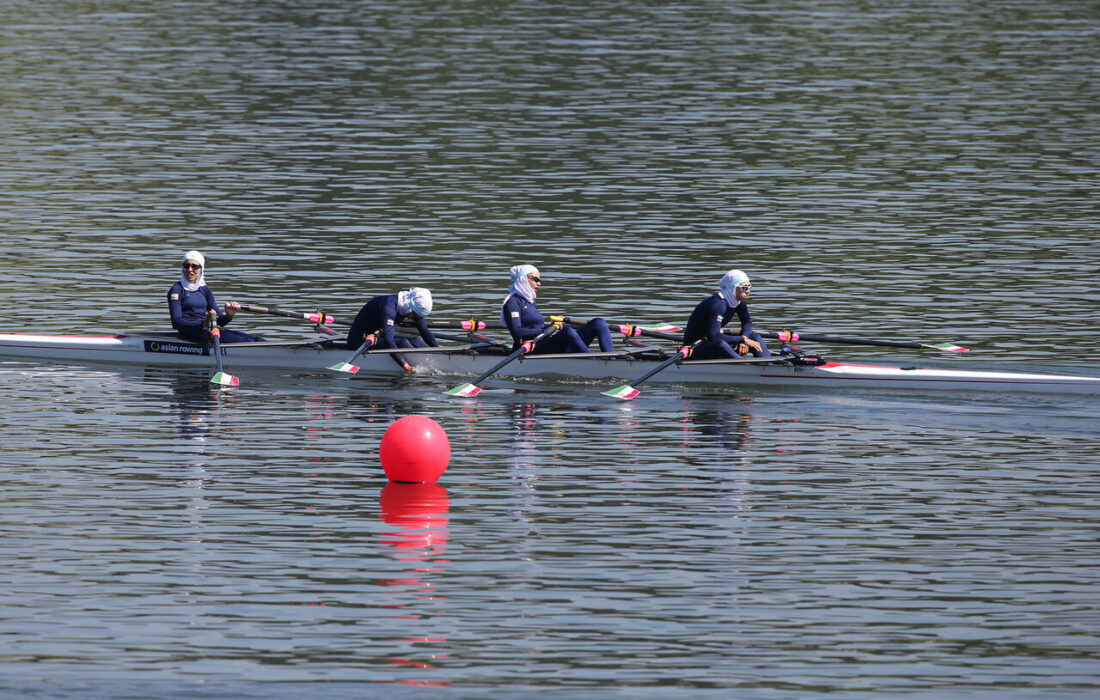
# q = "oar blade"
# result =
<box><xmin>445</xmin><ymin>383</ymin><xmax>483</xmax><ymax>398</ymax></box>
<box><xmin>924</xmin><ymin>342</ymin><xmax>969</xmax><ymax>353</ymax></box>
<box><xmin>210</xmin><ymin>371</ymin><xmax>240</xmax><ymax>387</ymax></box>
<box><xmin>602</xmin><ymin>384</ymin><xmax>640</xmax><ymax>400</ymax></box>
<box><xmin>327</xmin><ymin>361</ymin><xmax>361</xmax><ymax>374</ymax></box>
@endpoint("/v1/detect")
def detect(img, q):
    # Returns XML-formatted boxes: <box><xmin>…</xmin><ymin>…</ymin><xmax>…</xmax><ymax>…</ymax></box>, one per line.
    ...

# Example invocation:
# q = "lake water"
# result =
<box><xmin>2</xmin><ymin>0</ymin><xmax>1099</xmax><ymax>697</ymax></box>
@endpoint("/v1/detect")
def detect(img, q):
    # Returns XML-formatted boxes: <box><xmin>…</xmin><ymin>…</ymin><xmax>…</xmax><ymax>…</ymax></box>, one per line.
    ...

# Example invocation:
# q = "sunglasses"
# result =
<box><xmin>530</xmin><ymin>276</ymin><xmax>542</xmax><ymax>283</ymax></box>
<box><xmin>182</xmin><ymin>262</ymin><xmax>202</xmax><ymax>270</ymax></box>
<box><xmin>737</xmin><ymin>285</ymin><xmax>751</xmax><ymax>292</ymax></box>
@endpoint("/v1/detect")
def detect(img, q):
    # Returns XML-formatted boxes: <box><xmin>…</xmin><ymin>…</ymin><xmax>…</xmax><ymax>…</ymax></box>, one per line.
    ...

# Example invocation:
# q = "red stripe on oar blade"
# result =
<box><xmin>327</xmin><ymin>362</ymin><xmax>361</xmax><ymax>373</ymax></box>
<box><xmin>445</xmin><ymin>383</ymin><xmax>482</xmax><ymax>397</ymax></box>
<box><xmin>211</xmin><ymin>372</ymin><xmax>239</xmax><ymax>386</ymax></box>
<box><xmin>602</xmin><ymin>384</ymin><xmax>639</xmax><ymax>400</ymax></box>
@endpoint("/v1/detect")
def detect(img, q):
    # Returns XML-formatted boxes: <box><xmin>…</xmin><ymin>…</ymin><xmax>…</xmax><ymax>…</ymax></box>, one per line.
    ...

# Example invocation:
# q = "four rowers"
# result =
<box><xmin>170</xmin><ymin>250</ymin><xmax>771</xmax><ymax>368</ymax></box>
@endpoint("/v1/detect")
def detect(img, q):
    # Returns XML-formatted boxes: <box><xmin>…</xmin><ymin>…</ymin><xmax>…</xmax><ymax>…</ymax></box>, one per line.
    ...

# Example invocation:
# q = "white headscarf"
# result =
<box><xmin>180</xmin><ymin>250</ymin><xmax>207</xmax><ymax>292</ymax></box>
<box><xmin>397</xmin><ymin>287</ymin><xmax>433</xmax><ymax>317</ymax></box>
<box><xmin>718</xmin><ymin>269</ymin><xmax>750</xmax><ymax>307</ymax></box>
<box><xmin>504</xmin><ymin>264</ymin><xmax>540</xmax><ymax>304</ymax></box>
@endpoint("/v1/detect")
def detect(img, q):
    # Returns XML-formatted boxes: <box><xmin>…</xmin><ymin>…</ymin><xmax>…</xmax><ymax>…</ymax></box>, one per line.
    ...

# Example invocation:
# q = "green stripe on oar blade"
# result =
<box><xmin>445</xmin><ymin>383</ymin><xmax>482</xmax><ymax>397</ymax></box>
<box><xmin>924</xmin><ymin>342</ymin><xmax>969</xmax><ymax>352</ymax></box>
<box><xmin>602</xmin><ymin>384</ymin><xmax>640</xmax><ymax>400</ymax></box>
<box><xmin>210</xmin><ymin>371</ymin><xmax>239</xmax><ymax>387</ymax></box>
<box><xmin>327</xmin><ymin>362</ymin><xmax>360</xmax><ymax>373</ymax></box>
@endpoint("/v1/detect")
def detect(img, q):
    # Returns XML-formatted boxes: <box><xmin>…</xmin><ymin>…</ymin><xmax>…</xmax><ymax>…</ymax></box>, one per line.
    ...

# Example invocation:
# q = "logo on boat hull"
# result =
<box><xmin>143</xmin><ymin>340</ymin><xmax>209</xmax><ymax>356</ymax></box>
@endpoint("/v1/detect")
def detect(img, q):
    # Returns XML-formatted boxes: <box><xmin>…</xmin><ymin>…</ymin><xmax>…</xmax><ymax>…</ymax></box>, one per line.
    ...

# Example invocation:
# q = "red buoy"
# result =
<box><xmin>379</xmin><ymin>415</ymin><xmax>451</xmax><ymax>483</ymax></box>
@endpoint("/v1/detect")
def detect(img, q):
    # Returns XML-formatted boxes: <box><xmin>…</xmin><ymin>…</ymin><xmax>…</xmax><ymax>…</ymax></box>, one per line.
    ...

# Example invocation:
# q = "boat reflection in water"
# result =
<box><xmin>378</xmin><ymin>482</ymin><xmax>452</xmax><ymax>686</ymax></box>
<box><xmin>154</xmin><ymin>366</ymin><xmax>243</xmax><ymax>534</ymax></box>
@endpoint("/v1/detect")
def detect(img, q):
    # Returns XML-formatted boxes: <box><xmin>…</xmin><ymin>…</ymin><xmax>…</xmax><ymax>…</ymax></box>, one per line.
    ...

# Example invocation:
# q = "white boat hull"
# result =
<box><xmin>2</xmin><ymin>332</ymin><xmax>1100</xmax><ymax>394</ymax></box>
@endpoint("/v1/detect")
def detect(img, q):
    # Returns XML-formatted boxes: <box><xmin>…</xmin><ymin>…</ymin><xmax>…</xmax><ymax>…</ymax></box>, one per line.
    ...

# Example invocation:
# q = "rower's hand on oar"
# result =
<box><xmin>223</xmin><ymin>300</ymin><xmax>240</xmax><ymax>320</ymax></box>
<box><xmin>741</xmin><ymin>337</ymin><xmax>763</xmax><ymax>354</ymax></box>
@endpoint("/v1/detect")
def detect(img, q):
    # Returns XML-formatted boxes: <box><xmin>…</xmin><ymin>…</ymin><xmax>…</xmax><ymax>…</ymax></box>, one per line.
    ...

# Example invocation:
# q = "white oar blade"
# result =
<box><xmin>445</xmin><ymin>383</ymin><xmax>482</xmax><ymax>397</ymax></box>
<box><xmin>602</xmin><ymin>384</ymin><xmax>640</xmax><ymax>400</ymax></box>
<box><xmin>925</xmin><ymin>342</ymin><xmax>969</xmax><ymax>353</ymax></box>
<box><xmin>327</xmin><ymin>362</ymin><xmax>361</xmax><ymax>373</ymax></box>
<box><xmin>210</xmin><ymin>371</ymin><xmax>240</xmax><ymax>387</ymax></box>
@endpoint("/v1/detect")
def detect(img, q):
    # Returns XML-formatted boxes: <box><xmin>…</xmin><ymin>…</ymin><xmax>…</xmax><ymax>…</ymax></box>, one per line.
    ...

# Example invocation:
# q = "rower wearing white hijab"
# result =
<box><xmin>500</xmin><ymin>264</ymin><xmax>613</xmax><ymax>354</ymax></box>
<box><xmin>167</xmin><ymin>250</ymin><xmax>265</xmax><ymax>343</ymax></box>
<box><xmin>682</xmin><ymin>269</ymin><xmax>770</xmax><ymax>360</ymax></box>
<box><xmin>347</xmin><ymin>287</ymin><xmax>438</xmax><ymax>371</ymax></box>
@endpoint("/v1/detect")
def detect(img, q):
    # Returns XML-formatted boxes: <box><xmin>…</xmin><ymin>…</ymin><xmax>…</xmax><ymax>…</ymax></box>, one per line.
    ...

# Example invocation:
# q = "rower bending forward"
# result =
<box><xmin>682</xmin><ymin>269</ymin><xmax>770</xmax><ymax>360</ymax></box>
<box><xmin>346</xmin><ymin>287</ymin><xmax>437</xmax><ymax>371</ymax></box>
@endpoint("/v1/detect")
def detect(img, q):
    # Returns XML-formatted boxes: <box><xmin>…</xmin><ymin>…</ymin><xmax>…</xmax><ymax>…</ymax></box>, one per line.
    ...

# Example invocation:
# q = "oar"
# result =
<box><xmin>327</xmin><ymin>334</ymin><xmax>377</xmax><ymax>374</ymax></box>
<box><xmin>758</xmin><ymin>329</ymin><xmax>968</xmax><ymax>353</ymax></box>
<box><xmin>239</xmin><ymin>303</ymin><xmax>350</xmax><ymax>327</ymax></box>
<box><xmin>563</xmin><ymin>317</ymin><xmax>681</xmax><ymax>341</ymax></box>
<box><xmin>242</xmin><ymin>304</ymin><xmax>503</xmax><ymax>343</ymax></box>
<box><xmin>602</xmin><ymin>340</ymin><xmax>703</xmax><ymax>400</ymax></box>
<box><xmin>422</xmin><ymin>319</ymin><xmax>489</xmax><ymax>331</ymax></box>
<box><xmin>445</xmin><ymin>327</ymin><xmax>560</xmax><ymax>397</ymax></box>
<box><xmin>207</xmin><ymin>316</ymin><xmax>239</xmax><ymax>387</ymax></box>
<box><xmin>570</xmin><ymin>318</ymin><xmax>968</xmax><ymax>354</ymax></box>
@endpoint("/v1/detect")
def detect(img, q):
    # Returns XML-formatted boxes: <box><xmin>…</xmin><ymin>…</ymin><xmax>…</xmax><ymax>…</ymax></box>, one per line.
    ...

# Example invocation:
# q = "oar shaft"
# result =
<box><xmin>239</xmin><ymin>303</ymin><xmax>351</xmax><ymax>327</ymax></box>
<box><xmin>625</xmin><ymin>322</ymin><xmax>960</xmax><ymax>352</ymax></box>
<box><xmin>563</xmin><ymin>317</ymin><xmax>682</xmax><ymax>342</ymax></box>
<box><xmin>628</xmin><ymin>340</ymin><xmax>701</xmax><ymax>388</ymax></box>
<box><xmin>755</xmin><ymin>329</ymin><xmax>957</xmax><ymax>350</ymax></box>
<box><xmin>245</xmin><ymin>305</ymin><xmax>507</xmax><ymax>346</ymax></box>
<box><xmin>465</xmin><ymin>327</ymin><xmax>560</xmax><ymax>386</ymax></box>
<box><xmin>206</xmin><ymin>316</ymin><xmax>239</xmax><ymax>386</ymax></box>
<box><xmin>211</xmin><ymin>327</ymin><xmax>224</xmax><ymax>374</ymax></box>
<box><xmin>468</xmin><ymin>341</ymin><xmax>533</xmax><ymax>385</ymax></box>
<box><xmin>421</xmin><ymin>319</ymin><xmax>498</xmax><ymax>331</ymax></box>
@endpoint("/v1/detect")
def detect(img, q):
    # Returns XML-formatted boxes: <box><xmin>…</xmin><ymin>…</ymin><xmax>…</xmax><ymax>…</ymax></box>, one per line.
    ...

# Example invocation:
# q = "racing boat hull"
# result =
<box><xmin>2</xmin><ymin>332</ymin><xmax>1100</xmax><ymax>394</ymax></box>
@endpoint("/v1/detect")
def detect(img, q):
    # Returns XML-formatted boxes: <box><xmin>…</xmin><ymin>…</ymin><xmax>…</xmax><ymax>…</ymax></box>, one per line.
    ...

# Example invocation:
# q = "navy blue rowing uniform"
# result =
<box><xmin>346</xmin><ymin>293</ymin><xmax>438</xmax><ymax>368</ymax></box>
<box><xmin>168</xmin><ymin>282</ymin><xmax>265</xmax><ymax>344</ymax></box>
<box><xmin>682</xmin><ymin>293</ymin><xmax>770</xmax><ymax>360</ymax></box>
<box><xmin>501</xmin><ymin>295</ymin><xmax>613</xmax><ymax>354</ymax></box>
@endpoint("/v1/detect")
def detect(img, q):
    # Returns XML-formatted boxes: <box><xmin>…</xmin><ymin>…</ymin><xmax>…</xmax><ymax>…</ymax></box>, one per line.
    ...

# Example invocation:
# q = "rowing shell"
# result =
<box><xmin>2</xmin><ymin>332</ymin><xmax>1100</xmax><ymax>394</ymax></box>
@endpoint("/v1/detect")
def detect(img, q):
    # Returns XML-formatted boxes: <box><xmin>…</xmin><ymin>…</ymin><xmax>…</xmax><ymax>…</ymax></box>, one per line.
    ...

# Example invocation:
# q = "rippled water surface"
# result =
<box><xmin>2</xmin><ymin>0</ymin><xmax>1099</xmax><ymax>697</ymax></box>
